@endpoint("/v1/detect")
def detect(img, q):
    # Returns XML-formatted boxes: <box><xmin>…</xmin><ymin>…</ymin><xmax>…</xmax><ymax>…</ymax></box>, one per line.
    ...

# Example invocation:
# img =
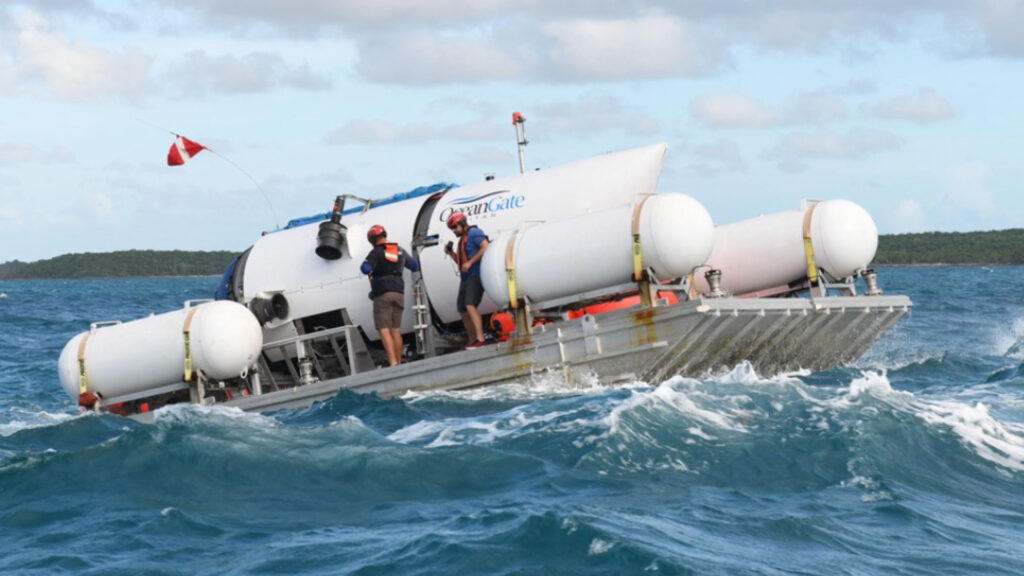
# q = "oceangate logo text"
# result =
<box><xmin>438</xmin><ymin>189</ymin><xmax>526</xmax><ymax>223</ymax></box>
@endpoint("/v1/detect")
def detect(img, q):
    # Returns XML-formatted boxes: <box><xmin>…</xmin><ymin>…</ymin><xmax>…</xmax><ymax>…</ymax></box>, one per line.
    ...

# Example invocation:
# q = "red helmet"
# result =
<box><xmin>366</xmin><ymin>224</ymin><xmax>386</xmax><ymax>243</ymax></box>
<box><xmin>446</xmin><ymin>212</ymin><xmax>467</xmax><ymax>229</ymax></box>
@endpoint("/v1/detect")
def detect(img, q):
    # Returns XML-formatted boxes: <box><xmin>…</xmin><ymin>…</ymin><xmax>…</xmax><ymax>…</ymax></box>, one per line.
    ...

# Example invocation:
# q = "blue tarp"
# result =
<box><xmin>213</xmin><ymin>254</ymin><xmax>238</xmax><ymax>300</ymax></box>
<box><xmin>283</xmin><ymin>182</ymin><xmax>456</xmax><ymax>230</ymax></box>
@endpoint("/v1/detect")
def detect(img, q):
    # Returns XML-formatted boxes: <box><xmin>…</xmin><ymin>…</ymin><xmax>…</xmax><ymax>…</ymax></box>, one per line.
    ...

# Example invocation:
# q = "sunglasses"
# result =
<box><xmin>448</xmin><ymin>223</ymin><xmax>462</xmax><ymax>230</ymax></box>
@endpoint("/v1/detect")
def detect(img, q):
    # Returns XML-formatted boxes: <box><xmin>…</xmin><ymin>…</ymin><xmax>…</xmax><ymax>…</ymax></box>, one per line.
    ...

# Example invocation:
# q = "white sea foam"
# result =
<box><xmin>831</xmin><ymin>370</ymin><xmax>914</xmax><ymax>411</ymax></box>
<box><xmin>1000</xmin><ymin>315</ymin><xmax>1024</xmax><ymax>359</ymax></box>
<box><xmin>914</xmin><ymin>399</ymin><xmax>1024</xmax><ymax>473</ymax></box>
<box><xmin>847</xmin><ymin>370</ymin><xmax>895</xmax><ymax>398</ymax></box>
<box><xmin>401</xmin><ymin>369</ymin><xmax>606</xmax><ymax>404</ymax></box>
<box><xmin>0</xmin><ymin>410</ymin><xmax>75</xmax><ymax>437</ymax></box>
<box><xmin>588</xmin><ymin>538</ymin><xmax>614</xmax><ymax>555</ymax></box>
<box><xmin>151</xmin><ymin>402</ymin><xmax>260</xmax><ymax>426</ymax></box>
<box><xmin>389</xmin><ymin>402</ymin><xmax>582</xmax><ymax>448</ymax></box>
<box><xmin>837</xmin><ymin>371</ymin><xmax>1024</xmax><ymax>473</ymax></box>
<box><xmin>647</xmin><ymin>379</ymin><xmax>749</xmax><ymax>433</ymax></box>
<box><xmin>842</xmin><ymin>472</ymin><xmax>894</xmax><ymax>502</ymax></box>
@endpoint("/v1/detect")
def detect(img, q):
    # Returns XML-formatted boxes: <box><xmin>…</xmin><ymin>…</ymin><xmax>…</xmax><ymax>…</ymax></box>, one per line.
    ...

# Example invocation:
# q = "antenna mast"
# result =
<box><xmin>513</xmin><ymin>112</ymin><xmax>528</xmax><ymax>173</ymax></box>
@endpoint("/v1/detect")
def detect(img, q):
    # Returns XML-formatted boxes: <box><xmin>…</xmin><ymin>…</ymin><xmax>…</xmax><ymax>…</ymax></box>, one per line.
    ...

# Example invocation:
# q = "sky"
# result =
<box><xmin>1</xmin><ymin>1</ymin><xmax>1022</xmax><ymax>263</ymax></box>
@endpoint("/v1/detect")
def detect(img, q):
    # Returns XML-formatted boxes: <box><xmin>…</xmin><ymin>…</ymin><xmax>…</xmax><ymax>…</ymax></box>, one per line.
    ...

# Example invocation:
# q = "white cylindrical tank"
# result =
<box><xmin>239</xmin><ymin>143</ymin><xmax>671</xmax><ymax>343</ymax></box>
<box><xmin>418</xmin><ymin>143</ymin><xmax>668</xmax><ymax>323</ymax></box>
<box><xmin>693</xmin><ymin>199</ymin><xmax>878</xmax><ymax>296</ymax></box>
<box><xmin>480</xmin><ymin>193</ymin><xmax>714</xmax><ymax>307</ymax></box>
<box><xmin>57</xmin><ymin>300</ymin><xmax>263</xmax><ymax>401</ymax></box>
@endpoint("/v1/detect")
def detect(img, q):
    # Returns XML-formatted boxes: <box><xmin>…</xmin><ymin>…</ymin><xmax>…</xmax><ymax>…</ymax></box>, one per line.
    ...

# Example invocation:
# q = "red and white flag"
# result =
<box><xmin>167</xmin><ymin>135</ymin><xmax>207</xmax><ymax>166</ymax></box>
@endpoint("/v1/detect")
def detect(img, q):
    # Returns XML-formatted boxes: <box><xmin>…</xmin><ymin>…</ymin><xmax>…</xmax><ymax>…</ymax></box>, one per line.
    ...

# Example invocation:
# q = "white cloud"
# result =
<box><xmin>867</xmin><ymin>87</ymin><xmax>954</xmax><ymax>123</ymax></box>
<box><xmin>0</xmin><ymin>186</ymin><xmax>20</xmax><ymax>222</ymax></box>
<box><xmin>0</xmin><ymin>141</ymin><xmax>74</xmax><ymax>165</ymax></box>
<box><xmin>539</xmin><ymin>13</ymin><xmax>721</xmax><ymax>80</ymax></box>
<box><xmin>832</xmin><ymin>78</ymin><xmax>879</xmax><ymax>95</ymax></box>
<box><xmin>355</xmin><ymin>30</ymin><xmax>529</xmax><ymax>83</ymax></box>
<box><xmin>533</xmin><ymin>95</ymin><xmax>660</xmax><ymax>137</ymax></box>
<box><xmin>687</xmin><ymin>138</ymin><xmax>747</xmax><ymax>177</ymax></box>
<box><xmin>9</xmin><ymin>10</ymin><xmax>150</xmax><ymax>101</ymax></box>
<box><xmin>354</xmin><ymin>12</ymin><xmax>726</xmax><ymax>84</ymax></box>
<box><xmin>323</xmin><ymin>120</ymin><xmax>437</xmax><ymax>145</ymax></box>
<box><xmin>943</xmin><ymin>0</ymin><xmax>1024</xmax><ymax>57</ymax></box>
<box><xmin>153</xmin><ymin>0</ymin><xmax>535</xmax><ymax>32</ymax></box>
<box><xmin>321</xmin><ymin>119</ymin><xmax>513</xmax><ymax>145</ymax></box>
<box><xmin>783</xmin><ymin>93</ymin><xmax>847</xmax><ymax>125</ymax></box>
<box><xmin>38</xmin><ymin>1</ymin><xmax>1022</xmax><ymax>91</ymax></box>
<box><xmin>692</xmin><ymin>91</ymin><xmax>848</xmax><ymax>130</ymax></box>
<box><xmin>764</xmin><ymin>127</ymin><xmax>905</xmax><ymax>171</ymax></box>
<box><xmin>11</xmin><ymin>2</ymin><xmax>1022</xmax><ymax>94</ymax></box>
<box><xmin>324</xmin><ymin>94</ymin><xmax>657</xmax><ymax>145</ymax></box>
<box><xmin>691</xmin><ymin>94</ymin><xmax>779</xmax><ymax>128</ymax></box>
<box><xmin>161</xmin><ymin>50</ymin><xmax>330</xmax><ymax>96</ymax></box>
<box><xmin>942</xmin><ymin>161</ymin><xmax>995</xmax><ymax>220</ymax></box>
<box><xmin>893</xmin><ymin>199</ymin><xmax>928</xmax><ymax>232</ymax></box>
<box><xmin>459</xmin><ymin>146</ymin><xmax>514</xmax><ymax>167</ymax></box>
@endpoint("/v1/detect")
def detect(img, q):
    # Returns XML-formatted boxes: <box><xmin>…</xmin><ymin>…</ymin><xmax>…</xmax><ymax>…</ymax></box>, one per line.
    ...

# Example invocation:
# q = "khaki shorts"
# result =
<box><xmin>373</xmin><ymin>292</ymin><xmax>405</xmax><ymax>330</ymax></box>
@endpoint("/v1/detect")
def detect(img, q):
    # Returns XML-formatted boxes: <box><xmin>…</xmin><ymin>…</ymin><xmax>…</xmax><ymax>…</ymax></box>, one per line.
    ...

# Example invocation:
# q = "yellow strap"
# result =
<box><xmin>802</xmin><ymin>203</ymin><xmax>819</xmax><ymax>284</ymax></box>
<box><xmin>76</xmin><ymin>333</ymin><xmax>91</xmax><ymax>394</ymax></box>
<box><xmin>182</xmin><ymin>306</ymin><xmax>200</xmax><ymax>382</ymax></box>
<box><xmin>505</xmin><ymin>232</ymin><xmax>519</xmax><ymax>309</ymax></box>
<box><xmin>631</xmin><ymin>196</ymin><xmax>651</xmax><ymax>282</ymax></box>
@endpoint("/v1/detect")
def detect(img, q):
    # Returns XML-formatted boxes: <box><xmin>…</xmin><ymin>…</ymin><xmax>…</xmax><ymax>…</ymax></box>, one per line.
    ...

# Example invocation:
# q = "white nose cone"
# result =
<box><xmin>640</xmin><ymin>193</ymin><xmax>715</xmax><ymax>279</ymax></box>
<box><xmin>190</xmin><ymin>300</ymin><xmax>264</xmax><ymax>380</ymax></box>
<box><xmin>811</xmin><ymin>199</ymin><xmax>878</xmax><ymax>278</ymax></box>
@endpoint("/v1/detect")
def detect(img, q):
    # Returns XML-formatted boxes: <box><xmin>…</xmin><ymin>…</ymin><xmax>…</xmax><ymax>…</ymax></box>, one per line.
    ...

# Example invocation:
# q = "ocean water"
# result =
<box><xmin>1</xmin><ymin>268</ymin><xmax>1022</xmax><ymax>575</ymax></box>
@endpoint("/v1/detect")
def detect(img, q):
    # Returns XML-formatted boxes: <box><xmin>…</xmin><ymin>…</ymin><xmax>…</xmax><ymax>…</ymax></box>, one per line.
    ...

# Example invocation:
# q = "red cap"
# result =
<box><xmin>512</xmin><ymin>111</ymin><xmax>525</xmax><ymax>125</ymax></box>
<box><xmin>367</xmin><ymin>224</ymin><xmax>386</xmax><ymax>243</ymax></box>
<box><xmin>446</xmin><ymin>212</ymin><xmax>467</xmax><ymax>229</ymax></box>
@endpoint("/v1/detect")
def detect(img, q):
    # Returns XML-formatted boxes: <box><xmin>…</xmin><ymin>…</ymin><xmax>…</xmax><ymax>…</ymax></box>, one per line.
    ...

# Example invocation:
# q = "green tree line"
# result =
<box><xmin>2</xmin><ymin>229</ymin><xmax>1023</xmax><ymax>280</ymax></box>
<box><xmin>874</xmin><ymin>229</ymin><xmax>1024</xmax><ymax>266</ymax></box>
<box><xmin>0</xmin><ymin>250</ymin><xmax>238</xmax><ymax>280</ymax></box>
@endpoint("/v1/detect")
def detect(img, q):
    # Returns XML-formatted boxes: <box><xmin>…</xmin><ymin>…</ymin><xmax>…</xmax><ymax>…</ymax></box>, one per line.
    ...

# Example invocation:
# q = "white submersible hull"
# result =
<box><xmin>57</xmin><ymin>142</ymin><xmax>912</xmax><ymax>418</ymax></box>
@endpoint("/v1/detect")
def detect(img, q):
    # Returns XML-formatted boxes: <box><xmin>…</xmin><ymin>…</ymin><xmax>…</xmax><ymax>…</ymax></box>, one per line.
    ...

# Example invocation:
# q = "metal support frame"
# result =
<box><xmin>261</xmin><ymin>323</ymin><xmax>377</xmax><ymax>388</ymax></box>
<box><xmin>514</xmin><ymin>297</ymin><xmax>533</xmax><ymax>337</ymax></box>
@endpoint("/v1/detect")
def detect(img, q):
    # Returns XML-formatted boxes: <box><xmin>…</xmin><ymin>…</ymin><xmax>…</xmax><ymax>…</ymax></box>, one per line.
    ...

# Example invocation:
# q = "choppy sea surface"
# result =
<box><xmin>1</xmin><ymin>267</ymin><xmax>1023</xmax><ymax>575</ymax></box>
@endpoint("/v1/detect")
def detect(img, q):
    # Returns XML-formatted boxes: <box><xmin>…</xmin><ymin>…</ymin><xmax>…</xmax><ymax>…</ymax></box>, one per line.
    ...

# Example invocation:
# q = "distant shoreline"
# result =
<box><xmin>0</xmin><ymin>250</ymin><xmax>237</xmax><ymax>281</ymax></box>
<box><xmin>3</xmin><ymin>265</ymin><xmax>1023</xmax><ymax>282</ymax></box>
<box><xmin>3</xmin><ymin>228</ymin><xmax>1024</xmax><ymax>279</ymax></box>
<box><xmin>0</xmin><ymin>275</ymin><xmax>222</xmax><ymax>281</ymax></box>
<box><xmin>874</xmin><ymin>262</ymin><xmax>1023</xmax><ymax>268</ymax></box>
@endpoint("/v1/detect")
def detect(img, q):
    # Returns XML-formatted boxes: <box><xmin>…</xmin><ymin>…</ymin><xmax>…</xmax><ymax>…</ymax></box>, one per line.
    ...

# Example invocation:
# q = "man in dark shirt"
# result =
<box><xmin>360</xmin><ymin>225</ymin><xmax>419</xmax><ymax>366</ymax></box>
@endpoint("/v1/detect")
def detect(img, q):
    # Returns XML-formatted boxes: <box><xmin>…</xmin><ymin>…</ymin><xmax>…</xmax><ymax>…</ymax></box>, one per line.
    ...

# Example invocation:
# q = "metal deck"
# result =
<box><xmin>219</xmin><ymin>293</ymin><xmax>912</xmax><ymax>414</ymax></box>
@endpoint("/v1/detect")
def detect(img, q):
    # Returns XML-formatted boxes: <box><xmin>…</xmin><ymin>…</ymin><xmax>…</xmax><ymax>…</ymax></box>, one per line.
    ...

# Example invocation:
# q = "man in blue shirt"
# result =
<box><xmin>444</xmin><ymin>212</ymin><xmax>489</xmax><ymax>349</ymax></box>
<box><xmin>361</xmin><ymin>225</ymin><xmax>419</xmax><ymax>366</ymax></box>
